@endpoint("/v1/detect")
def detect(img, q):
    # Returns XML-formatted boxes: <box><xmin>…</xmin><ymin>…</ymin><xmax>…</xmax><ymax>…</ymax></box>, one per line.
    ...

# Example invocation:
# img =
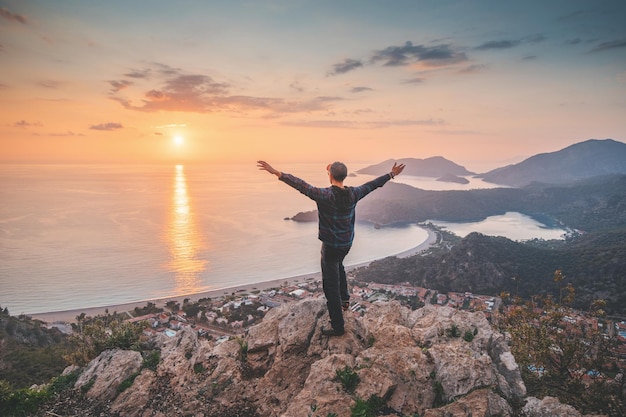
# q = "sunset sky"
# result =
<box><xmin>1</xmin><ymin>1</ymin><xmax>625</xmax><ymax>171</ymax></box>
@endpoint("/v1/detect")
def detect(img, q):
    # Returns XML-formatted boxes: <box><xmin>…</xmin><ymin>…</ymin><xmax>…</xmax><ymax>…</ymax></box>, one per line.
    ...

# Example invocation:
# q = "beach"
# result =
<box><xmin>30</xmin><ymin>230</ymin><xmax>437</xmax><ymax>324</ymax></box>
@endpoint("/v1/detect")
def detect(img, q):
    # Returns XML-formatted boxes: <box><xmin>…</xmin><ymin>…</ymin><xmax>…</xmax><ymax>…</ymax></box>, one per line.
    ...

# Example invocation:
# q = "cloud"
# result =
<box><xmin>371</xmin><ymin>41</ymin><xmax>467</xmax><ymax>68</ymax></box>
<box><xmin>110</xmin><ymin>63</ymin><xmax>341</xmax><ymax>115</ymax></box>
<box><xmin>43</xmin><ymin>130</ymin><xmax>84</xmax><ymax>137</ymax></box>
<box><xmin>523</xmin><ymin>34</ymin><xmax>547</xmax><ymax>44</ymax></box>
<box><xmin>458</xmin><ymin>64</ymin><xmax>486</xmax><ymax>74</ymax></box>
<box><xmin>282</xmin><ymin>117</ymin><xmax>444</xmax><ymax>129</ymax></box>
<box><xmin>329</xmin><ymin>58</ymin><xmax>364</xmax><ymax>76</ymax></box>
<box><xmin>89</xmin><ymin>122</ymin><xmax>123</xmax><ymax>131</ymax></box>
<box><xmin>403</xmin><ymin>77</ymin><xmax>425</xmax><ymax>84</ymax></box>
<box><xmin>14</xmin><ymin>120</ymin><xmax>42</xmax><ymax>128</ymax></box>
<box><xmin>558</xmin><ymin>10</ymin><xmax>589</xmax><ymax>22</ymax></box>
<box><xmin>109</xmin><ymin>79</ymin><xmax>133</xmax><ymax>93</ymax></box>
<box><xmin>124</xmin><ymin>69</ymin><xmax>151</xmax><ymax>79</ymax></box>
<box><xmin>289</xmin><ymin>81</ymin><xmax>305</xmax><ymax>93</ymax></box>
<box><xmin>154</xmin><ymin>132</ymin><xmax>163</xmax><ymax>136</ymax></box>
<box><xmin>565</xmin><ymin>38</ymin><xmax>583</xmax><ymax>45</ymax></box>
<box><xmin>38</xmin><ymin>80</ymin><xmax>61</xmax><ymax>89</ymax></box>
<box><xmin>350</xmin><ymin>86</ymin><xmax>373</xmax><ymax>93</ymax></box>
<box><xmin>475</xmin><ymin>40</ymin><xmax>521</xmax><ymax>50</ymax></box>
<box><xmin>0</xmin><ymin>7</ymin><xmax>27</xmax><ymax>24</ymax></box>
<box><xmin>155</xmin><ymin>123</ymin><xmax>187</xmax><ymax>128</ymax></box>
<box><xmin>590</xmin><ymin>38</ymin><xmax>626</xmax><ymax>53</ymax></box>
<box><xmin>475</xmin><ymin>34</ymin><xmax>546</xmax><ymax>51</ymax></box>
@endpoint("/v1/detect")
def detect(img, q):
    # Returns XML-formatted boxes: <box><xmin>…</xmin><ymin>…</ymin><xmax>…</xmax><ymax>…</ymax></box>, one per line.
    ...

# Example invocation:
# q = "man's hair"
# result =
<box><xmin>329</xmin><ymin>161</ymin><xmax>348</xmax><ymax>181</ymax></box>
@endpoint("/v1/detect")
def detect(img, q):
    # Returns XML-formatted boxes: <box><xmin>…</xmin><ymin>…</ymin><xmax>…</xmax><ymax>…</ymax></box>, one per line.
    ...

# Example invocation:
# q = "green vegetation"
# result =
<box><xmin>463</xmin><ymin>328</ymin><xmax>477</xmax><ymax>342</ymax></box>
<box><xmin>236</xmin><ymin>337</ymin><xmax>248</xmax><ymax>362</ymax></box>
<box><xmin>335</xmin><ymin>366</ymin><xmax>360</xmax><ymax>394</ymax></box>
<box><xmin>0</xmin><ymin>307</ymin><xmax>71</xmax><ymax>390</ymax></box>
<box><xmin>358</xmin><ymin>173</ymin><xmax>626</xmax><ymax>232</ymax></box>
<box><xmin>133</xmin><ymin>302</ymin><xmax>162</xmax><ymax>316</ymax></box>
<box><xmin>350</xmin><ymin>395</ymin><xmax>387</xmax><ymax>417</ymax></box>
<box><xmin>0</xmin><ymin>371</ymin><xmax>79</xmax><ymax>417</ymax></box>
<box><xmin>64</xmin><ymin>313</ymin><xmax>148</xmax><ymax>366</ymax></box>
<box><xmin>0</xmin><ymin>308</ymin><xmax>154</xmax><ymax>416</ymax></box>
<box><xmin>142</xmin><ymin>350</ymin><xmax>161</xmax><ymax>372</ymax></box>
<box><xmin>356</xmin><ymin>227</ymin><xmax>626</xmax><ymax>315</ymax></box>
<box><xmin>117</xmin><ymin>373</ymin><xmax>139</xmax><ymax>393</ymax></box>
<box><xmin>498</xmin><ymin>271</ymin><xmax>624</xmax><ymax>416</ymax></box>
<box><xmin>444</xmin><ymin>324</ymin><xmax>461</xmax><ymax>338</ymax></box>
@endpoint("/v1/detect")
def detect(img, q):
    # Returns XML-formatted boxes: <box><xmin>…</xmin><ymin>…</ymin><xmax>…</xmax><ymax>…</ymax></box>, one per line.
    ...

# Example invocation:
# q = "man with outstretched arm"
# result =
<box><xmin>257</xmin><ymin>160</ymin><xmax>406</xmax><ymax>336</ymax></box>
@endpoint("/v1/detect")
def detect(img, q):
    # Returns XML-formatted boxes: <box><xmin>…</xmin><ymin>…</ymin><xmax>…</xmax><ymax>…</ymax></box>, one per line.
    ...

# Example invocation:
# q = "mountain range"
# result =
<box><xmin>290</xmin><ymin>138</ymin><xmax>626</xmax><ymax>315</ymax></box>
<box><xmin>356</xmin><ymin>156</ymin><xmax>475</xmax><ymax>178</ymax></box>
<box><xmin>356</xmin><ymin>139</ymin><xmax>626</xmax><ymax>188</ymax></box>
<box><xmin>478</xmin><ymin>139</ymin><xmax>626</xmax><ymax>187</ymax></box>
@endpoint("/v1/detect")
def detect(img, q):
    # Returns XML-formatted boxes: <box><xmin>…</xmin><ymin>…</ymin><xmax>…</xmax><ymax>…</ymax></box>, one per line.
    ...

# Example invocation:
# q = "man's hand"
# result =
<box><xmin>391</xmin><ymin>162</ymin><xmax>405</xmax><ymax>177</ymax></box>
<box><xmin>257</xmin><ymin>160</ymin><xmax>281</xmax><ymax>177</ymax></box>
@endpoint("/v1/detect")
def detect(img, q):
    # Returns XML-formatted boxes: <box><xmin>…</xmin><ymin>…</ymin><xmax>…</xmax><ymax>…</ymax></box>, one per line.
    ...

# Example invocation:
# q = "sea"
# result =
<box><xmin>0</xmin><ymin>163</ymin><xmax>568</xmax><ymax>315</ymax></box>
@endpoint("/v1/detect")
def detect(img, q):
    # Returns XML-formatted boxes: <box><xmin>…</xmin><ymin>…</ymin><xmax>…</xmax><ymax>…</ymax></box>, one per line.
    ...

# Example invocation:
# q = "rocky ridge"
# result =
<box><xmin>40</xmin><ymin>299</ymin><xmax>602</xmax><ymax>416</ymax></box>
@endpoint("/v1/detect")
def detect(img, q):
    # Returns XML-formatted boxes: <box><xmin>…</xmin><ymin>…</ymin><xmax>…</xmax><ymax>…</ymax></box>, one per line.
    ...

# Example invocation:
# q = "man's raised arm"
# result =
<box><xmin>257</xmin><ymin>160</ymin><xmax>281</xmax><ymax>178</ymax></box>
<box><xmin>390</xmin><ymin>162</ymin><xmax>405</xmax><ymax>179</ymax></box>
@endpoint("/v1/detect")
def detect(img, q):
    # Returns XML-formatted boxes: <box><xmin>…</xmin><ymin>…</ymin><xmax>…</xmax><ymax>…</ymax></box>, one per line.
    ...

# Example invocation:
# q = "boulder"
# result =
<box><xmin>74</xmin><ymin>348</ymin><xmax>143</xmax><ymax>401</ymax></box>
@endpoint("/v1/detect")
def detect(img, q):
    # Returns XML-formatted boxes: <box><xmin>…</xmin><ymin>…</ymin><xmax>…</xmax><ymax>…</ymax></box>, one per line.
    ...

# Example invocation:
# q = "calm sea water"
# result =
<box><xmin>0</xmin><ymin>163</ymin><xmax>566</xmax><ymax>315</ymax></box>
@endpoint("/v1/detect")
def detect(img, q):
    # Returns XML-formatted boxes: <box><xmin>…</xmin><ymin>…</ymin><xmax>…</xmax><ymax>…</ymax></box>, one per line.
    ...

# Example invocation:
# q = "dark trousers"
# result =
<box><xmin>321</xmin><ymin>243</ymin><xmax>351</xmax><ymax>332</ymax></box>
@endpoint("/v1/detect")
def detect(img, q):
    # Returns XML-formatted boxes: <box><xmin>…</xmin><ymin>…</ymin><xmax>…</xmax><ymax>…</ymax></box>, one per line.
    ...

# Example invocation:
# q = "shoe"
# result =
<box><xmin>342</xmin><ymin>301</ymin><xmax>350</xmax><ymax>311</ymax></box>
<box><xmin>321</xmin><ymin>327</ymin><xmax>345</xmax><ymax>337</ymax></box>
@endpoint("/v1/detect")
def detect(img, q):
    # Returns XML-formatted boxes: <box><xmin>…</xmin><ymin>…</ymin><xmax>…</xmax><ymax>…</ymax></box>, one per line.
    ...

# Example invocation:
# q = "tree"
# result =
<box><xmin>498</xmin><ymin>270</ymin><xmax>623</xmax><ymax>415</ymax></box>
<box><xmin>64</xmin><ymin>314</ymin><xmax>147</xmax><ymax>366</ymax></box>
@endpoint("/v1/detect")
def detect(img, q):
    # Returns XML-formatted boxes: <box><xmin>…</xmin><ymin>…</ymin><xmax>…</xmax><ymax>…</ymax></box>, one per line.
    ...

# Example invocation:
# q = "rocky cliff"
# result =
<box><xmin>40</xmin><ymin>299</ymin><xmax>602</xmax><ymax>417</ymax></box>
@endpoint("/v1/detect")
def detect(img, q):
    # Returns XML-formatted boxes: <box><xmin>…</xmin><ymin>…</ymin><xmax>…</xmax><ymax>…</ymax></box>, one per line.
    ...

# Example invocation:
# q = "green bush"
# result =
<box><xmin>0</xmin><ymin>371</ymin><xmax>79</xmax><ymax>417</ymax></box>
<box><xmin>445</xmin><ymin>324</ymin><xmax>461</xmax><ymax>338</ymax></box>
<box><xmin>463</xmin><ymin>329</ymin><xmax>474</xmax><ymax>342</ymax></box>
<box><xmin>350</xmin><ymin>395</ymin><xmax>386</xmax><ymax>417</ymax></box>
<box><xmin>65</xmin><ymin>317</ymin><xmax>147</xmax><ymax>366</ymax></box>
<box><xmin>117</xmin><ymin>373</ymin><xmax>139</xmax><ymax>393</ymax></box>
<box><xmin>193</xmin><ymin>363</ymin><xmax>206</xmax><ymax>374</ymax></box>
<box><xmin>142</xmin><ymin>350</ymin><xmax>160</xmax><ymax>371</ymax></box>
<box><xmin>81</xmin><ymin>376</ymin><xmax>96</xmax><ymax>394</ymax></box>
<box><xmin>335</xmin><ymin>366</ymin><xmax>360</xmax><ymax>394</ymax></box>
<box><xmin>236</xmin><ymin>338</ymin><xmax>248</xmax><ymax>361</ymax></box>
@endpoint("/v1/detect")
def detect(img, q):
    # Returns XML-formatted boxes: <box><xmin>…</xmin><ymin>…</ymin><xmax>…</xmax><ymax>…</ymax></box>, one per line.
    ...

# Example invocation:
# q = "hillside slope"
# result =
<box><xmin>33</xmin><ymin>300</ymin><xmax>532</xmax><ymax>417</ymax></box>
<box><xmin>357</xmin><ymin>156</ymin><xmax>475</xmax><ymax>177</ymax></box>
<box><xmin>478</xmin><ymin>139</ymin><xmax>626</xmax><ymax>187</ymax></box>
<box><xmin>355</xmin><ymin>228</ymin><xmax>626</xmax><ymax>315</ymax></box>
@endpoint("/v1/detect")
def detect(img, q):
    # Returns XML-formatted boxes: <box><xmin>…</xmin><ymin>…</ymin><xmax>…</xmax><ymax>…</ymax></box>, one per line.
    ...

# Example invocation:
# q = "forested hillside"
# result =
<box><xmin>344</xmin><ymin>174</ymin><xmax>626</xmax><ymax>315</ymax></box>
<box><xmin>352</xmin><ymin>174</ymin><xmax>626</xmax><ymax>231</ymax></box>
<box><xmin>0</xmin><ymin>309</ymin><xmax>70</xmax><ymax>389</ymax></box>
<box><xmin>354</xmin><ymin>228</ymin><xmax>626</xmax><ymax>315</ymax></box>
<box><xmin>290</xmin><ymin>174</ymin><xmax>626</xmax><ymax>230</ymax></box>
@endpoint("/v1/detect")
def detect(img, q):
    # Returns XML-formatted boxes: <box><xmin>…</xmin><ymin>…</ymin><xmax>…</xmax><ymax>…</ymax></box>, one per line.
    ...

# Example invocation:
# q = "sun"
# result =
<box><xmin>173</xmin><ymin>135</ymin><xmax>184</xmax><ymax>146</ymax></box>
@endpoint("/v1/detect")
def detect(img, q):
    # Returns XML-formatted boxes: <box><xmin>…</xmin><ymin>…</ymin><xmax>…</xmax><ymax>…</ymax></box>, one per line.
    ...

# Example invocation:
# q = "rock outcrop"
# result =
<box><xmin>46</xmin><ymin>298</ymin><xmax>599</xmax><ymax>416</ymax></box>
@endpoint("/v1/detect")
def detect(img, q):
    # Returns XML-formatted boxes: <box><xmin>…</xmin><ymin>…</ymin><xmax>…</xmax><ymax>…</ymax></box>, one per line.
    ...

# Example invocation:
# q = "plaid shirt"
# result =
<box><xmin>279</xmin><ymin>172</ymin><xmax>392</xmax><ymax>248</ymax></box>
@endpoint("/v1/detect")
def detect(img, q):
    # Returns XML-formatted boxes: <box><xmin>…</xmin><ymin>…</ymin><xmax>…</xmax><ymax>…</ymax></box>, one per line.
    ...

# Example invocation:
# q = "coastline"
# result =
<box><xmin>30</xmin><ymin>229</ymin><xmax>437</xmax><ymax>324</ymax></box>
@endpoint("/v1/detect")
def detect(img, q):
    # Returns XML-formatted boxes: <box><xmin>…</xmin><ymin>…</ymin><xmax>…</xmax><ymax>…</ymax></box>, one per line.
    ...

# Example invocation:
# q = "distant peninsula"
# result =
<box><xmin>357</xmin><ymin>156</ymin><xmax>474</xmax><ymax>177</ymax></box>
<box><xmin>436</xmin><ymin>174</ymin><xmax>469</xmax><ymax>184</ymax></box>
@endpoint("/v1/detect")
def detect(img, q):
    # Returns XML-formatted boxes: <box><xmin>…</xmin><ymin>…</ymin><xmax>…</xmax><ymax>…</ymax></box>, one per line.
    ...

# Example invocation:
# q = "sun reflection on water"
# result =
<box><xmin>166</xmin><ymin>164</ymin><xmax>207</xmax><ymax>295</ymax></box>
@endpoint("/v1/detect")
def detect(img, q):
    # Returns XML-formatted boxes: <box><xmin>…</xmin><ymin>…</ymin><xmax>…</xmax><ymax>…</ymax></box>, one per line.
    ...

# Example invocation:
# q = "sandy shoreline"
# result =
<box><xmin>30</xmin><ymin>230</ymin><xmax>437</xmax><ymax>324</ymax></box>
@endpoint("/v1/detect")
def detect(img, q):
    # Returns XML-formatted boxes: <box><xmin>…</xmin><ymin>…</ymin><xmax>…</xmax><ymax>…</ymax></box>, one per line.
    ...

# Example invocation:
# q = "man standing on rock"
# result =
<box><xmin>257</xmin><ymin>160</ymin><xmax>405</xmax><ymax>336</ymax></box>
